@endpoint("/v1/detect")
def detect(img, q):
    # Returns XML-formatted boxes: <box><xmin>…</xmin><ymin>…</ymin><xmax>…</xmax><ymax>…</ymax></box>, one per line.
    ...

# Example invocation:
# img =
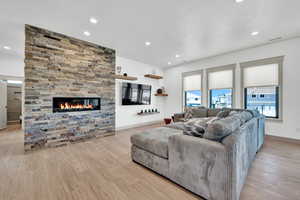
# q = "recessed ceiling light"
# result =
<box><xmin>83</xmin><ymin>31</ymin><xmax>91</xmax><ymax>36</ymax></box>
<box><xmin>89</xmin><ymin>17</ymin><xmax>98</xmax><ymax>24</ymax></box>
<box><xmin>175</xmin><ymin>54</ymin><xmax>180</xmax><ymax>58</ymax></box>
<box><xmin>251</xmin><ymin>31</ymin><xmax>259</xmax><ymax>36</ymax></box>
<box><xmin>235</xmin><ymin>0</ymin><xmax>244</xmax><ymax>3</ymax></box>
<box><xmin>167</xmin><ymin>62</ymin><xmax>172</xmax><ymax>65</ymax></box>
<box><xmin>3</xmin><ymin>46</ymin><xmax>11</xmax><ymax>50</ymax></box>
<box><xmin>145</xmin><ymin>41</ymin><xmax>151</xmax><ymax>46</ymax></box>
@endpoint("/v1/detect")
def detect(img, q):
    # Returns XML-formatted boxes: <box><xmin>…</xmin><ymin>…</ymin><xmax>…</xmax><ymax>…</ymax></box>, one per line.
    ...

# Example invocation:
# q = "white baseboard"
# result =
<box><xmin>116</xmin><ymin>120</ymin><xmax>163</xmax><ymax>131</ymax></box>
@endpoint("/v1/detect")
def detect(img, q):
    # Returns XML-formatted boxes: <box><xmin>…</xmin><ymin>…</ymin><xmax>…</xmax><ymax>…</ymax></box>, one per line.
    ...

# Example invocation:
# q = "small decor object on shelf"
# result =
<box><xmin>116</xmin><ymin>66</ymin><xmax>122</xmax><ymax>74</ymax></box>
<box><xmin>123</xmin><ymin>73</ymin><xmax>127</xmax><ymax>76</ymax></box>
<box><xmin>140</xmin><ymin>110</ymin><xmax>143</xmax><ymax>113</ymax></box>
<box><xmin>157</xmin><ymin>88</ymin><xmax>163</xmax><ymax>94</ymax></box>
<box><xmin>155</xmin><ymin>108</ymin><xmax>158</xmax><ymax>112</ymax></box>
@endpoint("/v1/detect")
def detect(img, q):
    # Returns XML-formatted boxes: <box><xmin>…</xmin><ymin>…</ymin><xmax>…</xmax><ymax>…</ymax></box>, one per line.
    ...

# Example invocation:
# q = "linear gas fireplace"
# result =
<box><xmin>53</xmin><ymin>97</ymin><xmax>101</xmax><ymax>113</ymax></box>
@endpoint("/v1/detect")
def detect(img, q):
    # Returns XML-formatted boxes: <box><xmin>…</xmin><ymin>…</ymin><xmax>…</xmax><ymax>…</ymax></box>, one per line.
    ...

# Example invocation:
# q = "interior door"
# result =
<box><xmin>0</xmin><ymin>81</ymin><xmax>7</xmax><ymax>130</ymax></box>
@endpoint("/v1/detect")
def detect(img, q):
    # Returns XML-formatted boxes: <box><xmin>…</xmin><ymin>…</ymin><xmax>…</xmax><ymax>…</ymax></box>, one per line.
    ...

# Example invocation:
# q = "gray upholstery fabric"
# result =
<box><xmin>216</xmin><ymin>110</ymin><xmax>231</xmax><ymax>118</ymax></box>
<box><xmin>257</xmin><ymin>115</ymin><xmax>265</xmax><ymax>150</ymax></box>
<box><xmin>239</xmin><ymin>111</ymin><xmax>253</xmax><ymax>124</ymax></box>
<box><xmin>204</xmin><ymin>116</ymin><xmax>241</xmax><ymax>141</ymax></box>
<box><xmin>131</xmin><ymin>109</ymin><xmax>265</xmax><ymax>200</ymax></box>
<box><xmin>167</xmin><ymin>117</ymin><xmax>213</xmax><ymax>137</ymax></box>
<box><xmin>182</xmin><ymin>120</ymin><xmax>206</xmax><ymax>137</ymax></box>
<box><xmin>185</xmin><ymin>106</ymin><xmax>208</xmax><ymax>119</ymax></box>
<box><xmin>222</xmin><ymin>118</ymin><xmax>258</xmax><ymax>200</ymax></box>
<box><xmin>130</xmin><ymin>127</ymin><xmax>182</xmax><ymax>158</ymax></box>
<box><xmin>173</xmin><ymin>112</ymin><xmax>185</xmax><ymax>122</ymax></box>
<box><xmin>207</xmin><ymin>108</ymin><xmax>222</xmax><ymax>117</ymax></box>
<box><xmin>168</xmin><ymin>135</ymin><xmax>228</xmax><ymax>200</ymax></box>
<box><xmin>131</xmin><ymin>145</ymin><xmax>169</xmax><ymax>177</ymax></box>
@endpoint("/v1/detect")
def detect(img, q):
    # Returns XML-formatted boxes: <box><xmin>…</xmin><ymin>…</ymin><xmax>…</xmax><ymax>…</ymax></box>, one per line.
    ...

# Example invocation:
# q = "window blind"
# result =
<box><xmin>208</xmin><ymin>70</ymin><xmax>233</xmax><ymax>89</ymax></box>
<box><xmin>183</xmin><ymin>74</ymin><xmax>201</xmax><ymax>91</ymax></box>
<box><xmin>243</xmin><ymin>64</ymin><xmax>279</xmax><ymax>87</ymax></box>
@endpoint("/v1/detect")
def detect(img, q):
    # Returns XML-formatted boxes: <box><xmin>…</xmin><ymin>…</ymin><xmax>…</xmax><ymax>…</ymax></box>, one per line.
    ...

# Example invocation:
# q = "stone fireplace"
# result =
<box><xmin>24</xmin><ymin>25</ymin><xmax>115</xmax><ymax>151</ymax></box>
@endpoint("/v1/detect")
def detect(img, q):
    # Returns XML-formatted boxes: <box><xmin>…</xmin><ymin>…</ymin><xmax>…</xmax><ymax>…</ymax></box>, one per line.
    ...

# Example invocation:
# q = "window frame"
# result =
<box><xmin>240</xmin><ymin>56</ymin><xmax>283</xmax><ymax>121</ymax></box>
<box><xmin>182</xmin><ymin>70</ymin><xmax>203</xmax><ymax>110</ymax></box>
<box><xmin>206</xmin><ymin>64</ymin><xmax>236</xmax><ymax>109</ymax></box>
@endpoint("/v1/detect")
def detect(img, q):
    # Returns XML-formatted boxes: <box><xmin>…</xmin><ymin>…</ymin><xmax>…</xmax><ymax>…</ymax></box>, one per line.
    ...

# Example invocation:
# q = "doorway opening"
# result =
<box><xmin>0</xmin><ymin>79</ymin><xmax>23</xmax><ymax>130</ymax></box>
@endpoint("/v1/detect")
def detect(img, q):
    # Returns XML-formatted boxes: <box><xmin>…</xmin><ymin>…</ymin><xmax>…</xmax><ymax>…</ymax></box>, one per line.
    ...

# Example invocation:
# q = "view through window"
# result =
<box><xmin>185</xmin><ymin>90</ymin><xmax>201</xmax><ymax>107</ymax></box>
<box><xmin>210</xmin><ymin>89</ymin><xmax>232</xmax><ymax>108</ymax></box>
<box><xmin>245</xmin><ymin>86</ymin><xmax>279</xmax><ymax>118</ymax></box>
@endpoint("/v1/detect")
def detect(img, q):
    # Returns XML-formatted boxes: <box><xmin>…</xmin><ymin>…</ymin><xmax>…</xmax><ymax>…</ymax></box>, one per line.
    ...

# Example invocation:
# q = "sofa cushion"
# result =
<box><xmin>130</xmin><ymin>127</ymin><xmax>182</xmax><ymax>159</ymax></box>
<box><xmin>167</xmin><ymin>117</ymin><xmax>214</xmax><ymax>137</ymax></box>
<box><xmin>182</xmin><ymin>119</ymin><xmax>207</xmax><ymax>137</ymax></box>
<box><xmin>216</xmin><ymin>110</ymin><xmax>231</xmax><ymax>118</ymax></box>
<box><xmin>207</xmin><ymin>108</ymin><xmax>222</xmax><ymax>117</ymax></box>
<box><xmin>184</xmin><ymin>106</ymin><xmax>208</xmax><ymax>120</ymax></box>
<box><xmin>239</xmin><ymin>111</ymin><xmax>253</xmax><ymax>124</ymax></box>
<box><xmin>204</xmin><ymin>115</ymin><xmax>241</xmax><ymax>141</ymax></box>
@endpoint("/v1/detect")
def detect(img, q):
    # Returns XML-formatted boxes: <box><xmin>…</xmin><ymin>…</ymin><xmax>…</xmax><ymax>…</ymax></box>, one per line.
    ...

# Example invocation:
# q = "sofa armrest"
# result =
<box><xmin>168</xmin><ymin>135</ymin><xmax>231</xmax><ymax>200</ymax></box>
<box><xmin>172</xmin><ymin>112</ymin><xmax>185</xmax><ymax>122</ymax></box>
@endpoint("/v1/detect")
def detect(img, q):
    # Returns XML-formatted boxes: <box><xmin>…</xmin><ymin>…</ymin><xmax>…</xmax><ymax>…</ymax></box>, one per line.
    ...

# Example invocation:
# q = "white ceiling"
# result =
<box><xmin>0</xmin><ymin>0</ymin><xmax>300</xmax><ymax>72</ymax></box>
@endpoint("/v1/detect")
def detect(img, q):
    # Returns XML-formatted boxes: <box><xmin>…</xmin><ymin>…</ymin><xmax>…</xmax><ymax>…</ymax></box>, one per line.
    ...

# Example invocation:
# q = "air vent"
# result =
<box><xmin>269</xmin><ymin>37</ymin><xmax>283</xmax><ymax>42</ymax></box>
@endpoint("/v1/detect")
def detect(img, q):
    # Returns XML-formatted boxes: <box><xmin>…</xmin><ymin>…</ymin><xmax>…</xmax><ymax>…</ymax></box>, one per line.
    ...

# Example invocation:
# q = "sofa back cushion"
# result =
<box><xmin>216</xmin><ymin>110</ymin><xmax>231</xmax><ymax>118</ymax></box>
<box><xmin>204</xmin><ymin>115</ymin><xmax>241</xmax><ymax>141</ymax></box>
<box><xmin>184</xmin><ymin>106</ymin><xmax>208</xmax><ymax>120</ymax></box>
<box><xmin>207</xmin><ymin>108</ymin><xmax>223</xmax><ymax>117</ymax></box>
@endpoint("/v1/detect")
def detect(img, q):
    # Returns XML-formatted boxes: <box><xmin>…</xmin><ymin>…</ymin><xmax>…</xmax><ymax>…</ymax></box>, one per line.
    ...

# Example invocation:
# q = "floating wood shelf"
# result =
<box><xmin>113</xmin><ymin>75</ymin><xmax>137</xmax><ymax>81</ymax></box>
<box><xmin>155</xmin><ymin>93</ymin><xmax>168</xmax><ymax>96</ymax></box>
<box><xmin>144</xmin><ymin>74</ymin><xmax>163</xmax><ymax>79</ymax></box>
<box><xmin>137</xmin><ymin>112</ymin><xmax>160</xmax><ymax>116</ymax></box>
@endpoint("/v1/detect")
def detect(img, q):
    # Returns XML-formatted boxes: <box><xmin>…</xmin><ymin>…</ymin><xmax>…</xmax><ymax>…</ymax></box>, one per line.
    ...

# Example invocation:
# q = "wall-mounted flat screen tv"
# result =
<box><xmin>122</xmin><ymin>82</ymin><xmax>151</xmax><ymax>105</ymax></box>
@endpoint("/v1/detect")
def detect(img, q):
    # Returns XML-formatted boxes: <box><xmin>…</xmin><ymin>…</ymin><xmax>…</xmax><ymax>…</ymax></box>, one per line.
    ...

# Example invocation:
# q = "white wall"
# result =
<box><xmin>163</xmin><ymin>37</ymin><xmax>300</xmax><ymax>140</ymax></box>
<box><xmin>115</xmin><ymin>56</ymin><xmax>165</xmax><ymax>129</ymax></box>
<box><xmin>0</xmin><ymin>54</ymin><xmax>24</xmax><ymax>77</ymax></box>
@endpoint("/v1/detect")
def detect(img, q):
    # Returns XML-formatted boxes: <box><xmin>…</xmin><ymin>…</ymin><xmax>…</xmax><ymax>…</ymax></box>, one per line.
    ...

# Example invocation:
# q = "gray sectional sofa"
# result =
<box><xmin>131</xmin><ymin>107</ymin><xmax>265</xmax><ymax>200</ymax></box>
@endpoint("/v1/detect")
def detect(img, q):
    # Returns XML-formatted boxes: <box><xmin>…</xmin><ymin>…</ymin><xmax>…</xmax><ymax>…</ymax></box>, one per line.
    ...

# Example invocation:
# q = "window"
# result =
<box><xmin>183</xmin><ymin>72</ymin><xmax>202</xmax><ymax>107</ymax></box>
<box><xmin>185</xmin><ymin>90</ymin><xmax>201</xmax><ymax>107</ymax></box>
<box><xmin>245</xmin><ymin>86</ymin><xmax>279</xmax><ymax>118</ymax></box>
<box><xmin>241</xmin><ymin>56</ymin><xmax>283</xmax><ymax>119</ymax></box>
<box><xmin>210</xmin><ymin>88</ymin><xmax>232</xmax><ymax>108</ymax></box>
<box><xmin>207</xmin><ymin>65</ymin><xmax>235</xmax><ymax>108</ymax></box>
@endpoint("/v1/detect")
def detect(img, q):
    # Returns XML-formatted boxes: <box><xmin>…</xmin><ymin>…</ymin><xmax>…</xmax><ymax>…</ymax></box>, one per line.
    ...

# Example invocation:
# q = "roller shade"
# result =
<box><xmin>208</xmin><ymin>70</ymin><xmax>233</xmax><ymax>90</ymax></box>
<box><xmin>243</xmin><ymin>64</ymin><xmax>279</xmax><ymax>87</ymax></box>
<box><xmin>183</xmin><ymin>74</ymin><xmax>201</xmax><ymax>91</ymax></box>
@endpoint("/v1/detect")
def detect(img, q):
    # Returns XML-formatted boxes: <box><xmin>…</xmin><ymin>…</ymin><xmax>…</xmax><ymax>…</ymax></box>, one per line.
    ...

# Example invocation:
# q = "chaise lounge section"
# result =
<box><xmin>131</xmin><ymin>108</ymin><xmax>265</xmax><ymax>200</ymax></box>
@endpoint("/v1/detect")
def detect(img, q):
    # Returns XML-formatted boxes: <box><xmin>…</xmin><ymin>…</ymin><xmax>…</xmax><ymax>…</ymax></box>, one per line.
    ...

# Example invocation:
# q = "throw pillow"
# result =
<box><xmin>216</xmin><ymin>110</ymin><xmax>231</xmax><ymax>118</ymax></box>
<box><xmin>204</xmin><ymin>115</ymin><xmax>241</xmax><ymax>141</ymax></box>
<box><xmin>184</xmin><ymin>107</ymin><xmax>193</xmax><ymax>120</ymax></box>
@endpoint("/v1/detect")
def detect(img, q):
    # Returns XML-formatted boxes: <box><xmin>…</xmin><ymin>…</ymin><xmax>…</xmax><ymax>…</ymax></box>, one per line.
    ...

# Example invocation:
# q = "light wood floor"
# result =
<box><xmin>0</xmin><ymin>124</ymin><xmax>300</xmax><ymax>200</ymax></box>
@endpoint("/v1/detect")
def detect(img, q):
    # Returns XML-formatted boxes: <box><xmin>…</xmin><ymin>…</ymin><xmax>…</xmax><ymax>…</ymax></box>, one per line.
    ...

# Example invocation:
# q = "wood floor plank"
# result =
<box><xmin>0</xmin><ymin>124</ymin><xmax>300</xmax><ymax>200</ymax></box>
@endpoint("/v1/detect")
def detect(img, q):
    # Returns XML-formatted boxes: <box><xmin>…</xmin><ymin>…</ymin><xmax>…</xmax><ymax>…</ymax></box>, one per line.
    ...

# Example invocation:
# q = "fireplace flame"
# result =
<box><xmin>59</xmin><ymin>102</ymin><xmax>93</xmax><ymax>110</ymax></box>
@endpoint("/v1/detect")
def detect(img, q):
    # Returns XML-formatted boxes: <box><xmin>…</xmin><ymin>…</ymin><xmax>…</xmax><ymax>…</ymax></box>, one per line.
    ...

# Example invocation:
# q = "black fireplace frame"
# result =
<box><xmin>53</xmin><ymin>97</ymin><xmax>101</xmax><ymax>113</ymax></box>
